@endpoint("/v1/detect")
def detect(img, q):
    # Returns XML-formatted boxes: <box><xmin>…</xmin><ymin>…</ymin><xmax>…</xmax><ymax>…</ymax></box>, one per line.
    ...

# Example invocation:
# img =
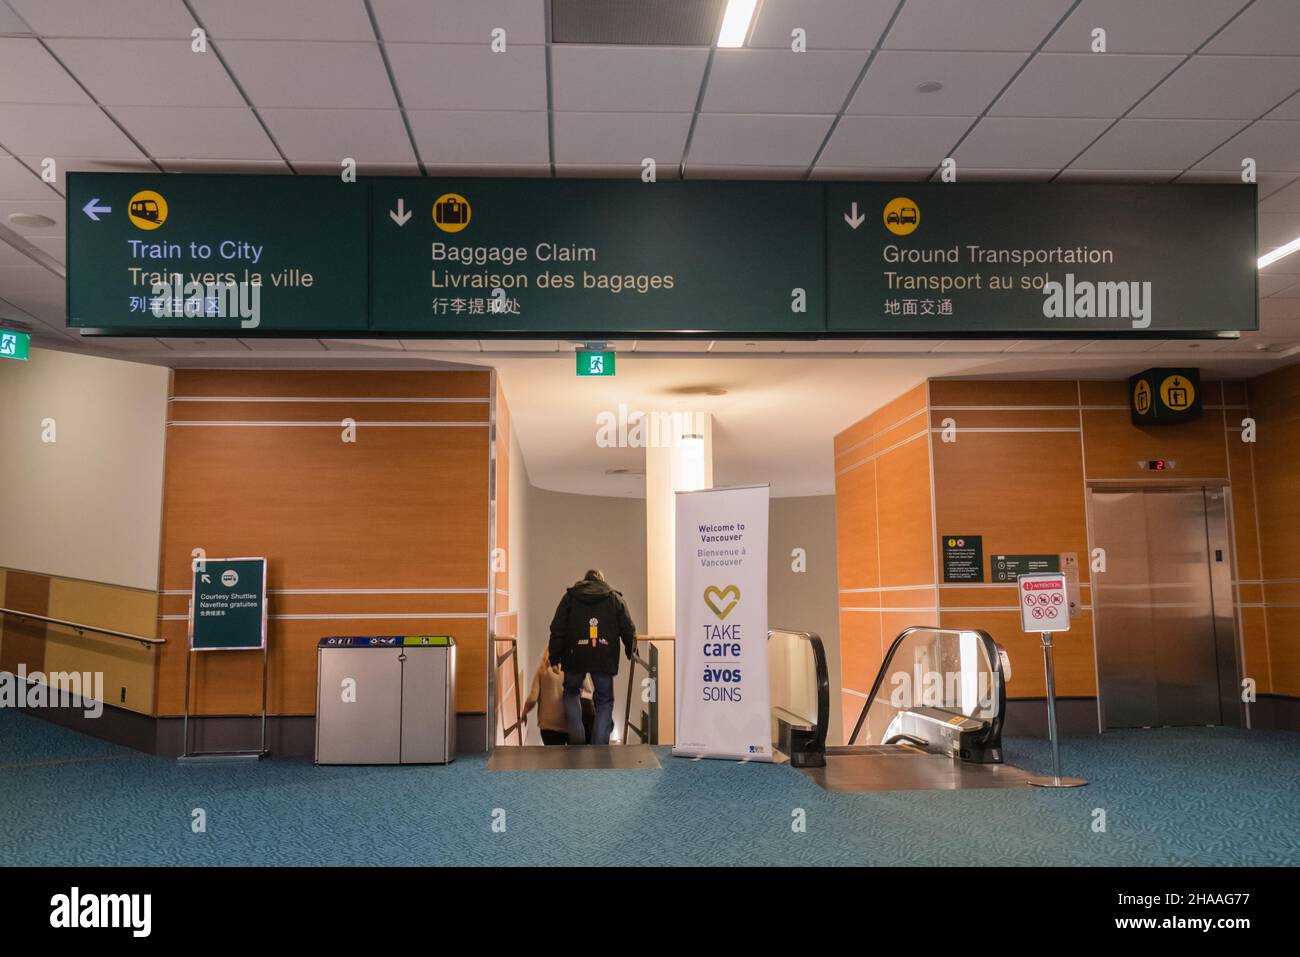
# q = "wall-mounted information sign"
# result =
<box><xmin>1130</xmin><ymin>367</ymin><xmax>1202</xmax><ymax>425</ymax></box>
<box><xmin>942</xmin><ymin>535</ymin><xmax>984</xmax><ymax>583</ymax></box>
<box><xmin>67</xmin><ymin>174</ymin><xmax>1257</xmax><ymax>338</ymax></box>
<box><xmin>991</xmin><ymin>554</ymin><xmax>1060</xmax><ymax>582</ymax></box>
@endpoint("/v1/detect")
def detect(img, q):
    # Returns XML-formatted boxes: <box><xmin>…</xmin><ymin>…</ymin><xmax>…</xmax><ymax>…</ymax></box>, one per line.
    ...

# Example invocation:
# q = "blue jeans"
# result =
<box><xmin>563</xmin><ymin>671</ymin><xmax>614</xmax><ymax>745</ymax></box>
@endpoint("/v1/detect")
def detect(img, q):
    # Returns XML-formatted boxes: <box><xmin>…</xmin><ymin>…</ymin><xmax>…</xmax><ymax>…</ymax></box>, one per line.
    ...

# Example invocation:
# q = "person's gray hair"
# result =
<box><xmin>584</xmin><ymin>569</ymin><xmax>605</xmax><ymax>582</ymax></box>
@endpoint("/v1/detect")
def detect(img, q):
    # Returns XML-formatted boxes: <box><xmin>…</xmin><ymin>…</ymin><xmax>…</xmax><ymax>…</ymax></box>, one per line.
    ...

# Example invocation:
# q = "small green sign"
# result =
<box><xmin>577</xmin><ymin>350</ymin><xmax>615</xmax><ymax>377</ymax></box>
<box><xmin>0</xmin><ymin>330</ymin><xmax>30</xmax><ymax>360</ymax></box>
<box><xmin>191</xmin><ymin>558</ymin><xmax>267</xmax><ymax>650</ymax></box>
<box><xmin>403</xmin><ymin>635</ymin><xmax>451</xmax><ymax>647</ymax></box>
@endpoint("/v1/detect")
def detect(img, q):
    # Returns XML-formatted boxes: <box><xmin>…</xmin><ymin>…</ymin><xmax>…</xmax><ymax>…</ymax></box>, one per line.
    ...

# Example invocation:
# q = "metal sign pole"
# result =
<box><xmin>1028</xmin><ymin>631</ymin><xmax>1087</xmax><ymax>788</ymax></box>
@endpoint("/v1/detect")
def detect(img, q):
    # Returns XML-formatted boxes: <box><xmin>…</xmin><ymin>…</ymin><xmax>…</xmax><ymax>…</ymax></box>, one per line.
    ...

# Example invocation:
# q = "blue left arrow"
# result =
<box><xmin>82</xmin><ymin>198</ymin><xmax>112</xmax><ymax>221</ymax></box>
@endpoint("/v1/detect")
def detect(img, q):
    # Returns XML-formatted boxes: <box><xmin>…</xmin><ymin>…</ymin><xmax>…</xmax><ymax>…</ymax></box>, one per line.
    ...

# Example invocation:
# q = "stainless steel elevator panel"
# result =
<box><xmin>1090</xmin><ymin>489</ymin><xmax>1238</xmax><ymax>729</ymax></box>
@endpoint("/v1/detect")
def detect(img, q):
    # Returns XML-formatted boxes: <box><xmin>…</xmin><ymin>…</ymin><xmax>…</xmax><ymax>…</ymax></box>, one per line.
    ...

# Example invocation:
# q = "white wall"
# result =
<box><xmin>0</xmin><ymin>347</ymin><xmax>169</xmax><ymax>590</ymax></box>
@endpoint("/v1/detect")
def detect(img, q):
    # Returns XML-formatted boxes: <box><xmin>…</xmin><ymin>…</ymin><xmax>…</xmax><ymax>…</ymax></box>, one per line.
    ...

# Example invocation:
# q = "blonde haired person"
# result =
<box><xmin>521</xmin><ymin>649</ymin><xmax>594</xmax><ymax>745</ymax></box>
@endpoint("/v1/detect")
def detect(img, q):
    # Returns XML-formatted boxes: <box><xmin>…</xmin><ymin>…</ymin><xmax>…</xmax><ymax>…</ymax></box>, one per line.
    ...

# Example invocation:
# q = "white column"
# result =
<box><xmin>645</xmin><ymin>411</ymin><xmax>712</xmax><ymax>742</ymax></box>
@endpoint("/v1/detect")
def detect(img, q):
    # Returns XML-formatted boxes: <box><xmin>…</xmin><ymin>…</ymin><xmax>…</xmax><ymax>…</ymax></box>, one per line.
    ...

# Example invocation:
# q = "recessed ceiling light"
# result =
<box><xmin>717</xmin><ymin>0</ymin><xmax>758</xmax><ymax>48</ymax></box>
<box><xmin>668</xmin><ymin>384</ymin><xmax>728</xmax><ymax>396</ymax></box>
<box><xmin>1259</xmin><ymin>235</ymin><xmax>1300</xmax><ymax>269</ymax></box>
<box><xmin>7</xmin><ymin>212</ymin><xmax>56</xmax><ymax>228</ymax></box>
<box><xmin>916</xmin><ymin>81</ymin><xmax>944</xmax><ymax>94</ymax></box>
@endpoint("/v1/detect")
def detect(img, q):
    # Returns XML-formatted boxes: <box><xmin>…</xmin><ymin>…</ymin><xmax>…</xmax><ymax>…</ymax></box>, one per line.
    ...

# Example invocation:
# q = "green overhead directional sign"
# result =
<box><xmin>67</xmin><ymin>173</ymin><xmax>367</xmax><ymax>332</ymax></box>
<box><xmin>65</xmin><ymin>174</ymin><xmax>1258</xmax><ymax>338</ymax></box>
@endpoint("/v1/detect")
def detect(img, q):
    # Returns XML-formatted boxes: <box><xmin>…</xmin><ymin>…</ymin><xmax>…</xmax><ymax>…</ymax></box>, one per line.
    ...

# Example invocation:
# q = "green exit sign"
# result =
<box><xmin>0</xmin><ymin>330</ymin><xmax>30</xmax><ymax>360</ymax></box>
<box><xmin>577</xmin><ymin>351</ymin><xmax>615</xmax><ymax>377</ymax></box>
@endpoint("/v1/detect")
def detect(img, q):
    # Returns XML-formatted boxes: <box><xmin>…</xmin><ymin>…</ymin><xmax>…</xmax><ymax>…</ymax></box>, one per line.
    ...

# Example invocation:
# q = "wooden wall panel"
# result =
<box><xmin>837</xmin><ymin>609</ymin><xmax>881</xmax><ymax>697</ymax></box>
<box><xmin>1082</xmin><ymin>409</ymin><xmax>1230</xmax><ymax>481</ymax></box>
<box><xmin>156</xmin><ymin>370</ymin><xmax>493</xmax><ymax>718</ymax></box>
<box><xmin>1248</xmin><ymin>363</ymin><xmax>1300</xmax><ymax>700</ymax></box>
<box><xmin>931</xmin><ymin>379</ymin><xmax>1078</xmax><ymax>408</ymax></box>
<box><xmin>1238</xmin><ymin>607</ymin><xmax>1272</xmax><ymax>697</ymax></box>
<box><xmin>941</xmin><ymin>610</ymin><xmax>1099</xmax><ymax>698</ymax></box>
<box><xmin>1</xmin><ymin>570</ymin><xmax>48</xmax><ymax>674</ymax></box>
<box><xmin>875</xmin><ymin>437</ymin><xmax>935</xmax><ymax>588</ymax></box>
<box><xmin>44</xmin><ymin>578</ymin><xmax>157</xmax><ymax>714</ymax></box>
<box><xmin>834</xmin><ymin>461</ymin><xmax>879</xmax><ymax>593</ymax></box>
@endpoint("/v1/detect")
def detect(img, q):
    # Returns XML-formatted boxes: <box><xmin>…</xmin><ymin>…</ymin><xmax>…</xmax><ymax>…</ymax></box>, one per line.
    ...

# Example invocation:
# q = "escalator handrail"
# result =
<box><xmin>847</xmin><ymin>625</ymin><xmax>1007</xmax><ymax>746</ymax></box>
<box><xmin>767</xmin><ymin>628</ymin><xmax>830</xmax><ymax>760</ymax></box>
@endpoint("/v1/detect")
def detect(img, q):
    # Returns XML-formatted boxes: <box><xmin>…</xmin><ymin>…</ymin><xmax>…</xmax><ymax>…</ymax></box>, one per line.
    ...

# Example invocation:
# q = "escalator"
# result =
<box><xmin>772</xmin><ymin>625</ymin><xmax>1034</xmax><ymax>791</ymax></box>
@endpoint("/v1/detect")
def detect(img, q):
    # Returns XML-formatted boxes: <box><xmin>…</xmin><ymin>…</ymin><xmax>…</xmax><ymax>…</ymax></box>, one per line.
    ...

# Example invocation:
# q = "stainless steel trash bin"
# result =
<box><xmin>315</xmin><ymin>636</ymin><xmax>456</xmax><ymax>765</ymax></box>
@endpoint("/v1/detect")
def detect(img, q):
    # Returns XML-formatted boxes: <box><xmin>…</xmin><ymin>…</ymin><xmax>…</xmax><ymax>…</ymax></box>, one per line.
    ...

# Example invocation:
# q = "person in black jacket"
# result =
<box><xmin>547</xmin><ymin>569</ymin><xmax>637</xmax><ymax>745</ymax></box>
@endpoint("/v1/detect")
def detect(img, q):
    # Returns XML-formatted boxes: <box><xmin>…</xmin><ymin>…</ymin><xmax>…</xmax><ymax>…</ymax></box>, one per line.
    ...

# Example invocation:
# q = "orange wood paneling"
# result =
<box><xmin>171</xmin><ymin>369</ymin><xmax>491</xmax><ymax>399</ymax></box>
<box><xmin>1237</xmin><ymin>607</ymin><xmax>1272</xmax><ymax>697</ymax></box>
<box><xmin>1264</xmin><ymin>608</ymin><xmax>1300</xmax><ymax>698</ymax></box>
<box><xmin>931</xmin><ymin>379</ymin><xmax>1078</xmax><ymax>408</ymax></box>
<box><xmin>1</xmin><ymin>571</ymin><xmax>49</xmax><ymax>674</ymax></box>
<box><xmin>875</xmin><ymin>437</ymin><xmax>935</xmax><ymax>588</ymax></box>
<box><xmin>156</xmin><ymin>370</ymin><xmax>493</xmax><ymax>718</ymax></box>
<box><xmin>834</xmin><ymin>383</ymin><xmax>927</xmax><ymax>460</ymax></box>
<box><xmin>167</xmin><ymin>401</ymin><xmax>488</xmax><ymax>423</ymax></box>
<box><xmin>834</xmin><ymin>461</ymin><xmax>879</xmax><ymax>592</ymax></box>
<box><xmin>1226</xmin><ymin>432</ymin><xmax>1262</xmax><ymax>582</ymax></box>
<box><xmin>1081</xmin><ymin>409</ymin><xmax>1230</xmax><ymax>481</ymax></box>
<box><xmin>837</xmin><ymin>610</ymin><xmax>881</xmax><ymax>695</ymax></box>
<box><xmin>943</xmin><ymin>610</ymin><xmax>1098</xmax><ymax>699</ymax></box>
<box><xmin>929</xmin><ymin>409</ymin><xmax>1080</xmax><ymax>430</ymax></box>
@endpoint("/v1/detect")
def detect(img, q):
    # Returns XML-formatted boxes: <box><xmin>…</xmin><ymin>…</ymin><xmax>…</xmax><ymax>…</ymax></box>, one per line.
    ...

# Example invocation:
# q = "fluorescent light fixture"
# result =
<box><xmin>717</xmin><ymin>0</ymin><xmax>758</xmax><ymax>47</ymax></box>
<box><xmin>1259</xmin><ymin>235</ymin><xmax>1300</xmax><ymax>269</ymax></box>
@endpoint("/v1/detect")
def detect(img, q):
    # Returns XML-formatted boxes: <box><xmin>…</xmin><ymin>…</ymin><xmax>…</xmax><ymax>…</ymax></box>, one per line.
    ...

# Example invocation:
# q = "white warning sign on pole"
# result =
<box><xmin>1018</xmin><ymin>572</ymin><xmax>1071</xmax><ymax>634</ymax></box>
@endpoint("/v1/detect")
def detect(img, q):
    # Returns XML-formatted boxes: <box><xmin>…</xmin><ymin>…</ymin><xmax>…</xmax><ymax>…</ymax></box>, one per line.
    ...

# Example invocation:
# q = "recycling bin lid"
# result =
<box><xmin>318</xmin><ymin>635</ymin><xmax>454</xmax><ymax>648</ymax></box>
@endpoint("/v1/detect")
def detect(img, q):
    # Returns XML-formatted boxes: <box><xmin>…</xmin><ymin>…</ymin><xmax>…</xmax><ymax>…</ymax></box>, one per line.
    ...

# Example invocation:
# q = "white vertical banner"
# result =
<box><xmin>673</xmin><ymin>484</ymin><xmax>771</xmax><ymax>762</ymax></box>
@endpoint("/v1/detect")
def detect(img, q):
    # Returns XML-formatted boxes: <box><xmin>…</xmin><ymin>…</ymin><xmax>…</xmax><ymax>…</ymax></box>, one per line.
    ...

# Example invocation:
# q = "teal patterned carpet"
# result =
<box><xmin>1</xmin><ymin>710</ymin><xmax>1296</xmax><ymax>866</ymax></box>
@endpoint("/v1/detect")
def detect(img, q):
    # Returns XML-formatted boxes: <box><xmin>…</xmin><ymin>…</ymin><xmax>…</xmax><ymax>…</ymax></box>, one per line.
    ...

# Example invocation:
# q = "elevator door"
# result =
<box><xmin>1091</xmin><ymin>488</ymin><xmax>1237</xmax><ymax>729</ymax></box>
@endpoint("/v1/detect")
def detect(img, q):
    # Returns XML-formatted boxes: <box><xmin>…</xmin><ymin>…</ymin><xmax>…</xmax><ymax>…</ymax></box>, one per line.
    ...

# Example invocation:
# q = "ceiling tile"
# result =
<box><xmin>1003</xmin><ymin>340</ymin><xmax>1086</xmax><ymax>352</ymax></box>
<box><xmin>553</xmin><ymin>112</ymin><xmax>692</xmax><ymax>166</ymax></box>
<box><xmin>550</xmin><ymin>45</ymin><xmax>708</xmax><ymax>112</ymax></box>
<box><xmin>1133</xmin><ymin>56</ymin><xmax>1300</xmax><ymax>120</ymax></box>
<box><xmin>0</xmin><ymin>1</ymin><xmax>32</xmax><ymax>35</ymax></box>
<box><xmin>1055</xmin><ymin>168</ymin><xmax>1180</xmax><ymax>183</ymax></box>
<box><xmin>159</xmin><ymin>158</ymin><xmax>290</xmax><ymax>174</ymax></box>
<box><xmin>48</xmin><ymin>38</ymin><xmax>244</xmax><ymax>107</ymax></box>
<box><xmin>956</xmin><ymin>116</ymin><xmax>1110</xmax><ymax>167</ymax></box>
<box><xmin>1075</xmin><ymin>339</ymin><xmax>1163</xmax><ymax>353</ymax></box>
<box><xmin>849</xmin><ymin>51</ymin><xmax>1028</xmax><ymax>116</ymax></box>
<box><xmin>219</xmin><ymin>40</ymin><xmax>397</xmax><ymax>109</ymax></box>
<box><xmin>1193</xmin><ymin>120</ymin><xmax>1300</xmax><ymax>172</ymax></box>
<box><xmin>884</xmin><ymin>0</ymin><xmax>1075</xmax><ymax>52</ymax></box>
<box><xmin>0</xmin><ymin>104</ymin><xmax>144</xmax><ymax>157</ymax></box>
<box><xmin>1177</xmin><ymin>168</ymin><xmax>1293</xmax><ymax>195</ymax></box>
<box><xmin>820</xmin><ymin>114</ymin><xmax>971</xmax><ymax>168</ymax></box>
<box><xmin>809</xmin><ymin>166</ymin><xmax>932</xmax><ymax>180</ymax></box>
<box><xmin>685</xmin><ymin>165</ymin><xmax>808</xmax><ymax>179</ymax></box>
<box><xmin>295</xmin><ymin>161</ymin><xmax>418</xmax><ymax>176</ymax></box>
<box><xmin>1072</xmin><ymin>118</ymin><xmax>1247</xmax><ymax>169</ymax></box>
<box><xmin>0</xmin><ymin>237</ymin><xmax>41</xmax><ymax>266</ymax></box>
<box><xmin>400</xmin><ymin>339</ymin><xmax>483</xmax><ymax>351</ymax></box>
<box><xmin>1266</xmin><ymin>90</ymin><xmax>1300</xmax><ymax>121</ymax></box>
<box><xmin>372</xmin><ymin>0</ymin><xmax>545</xmax><ymax>44</ymax></box>
<box><xmin>555</xmin><ymin>164</ymin><xmax>680</xmax><ymax>180</ymax></box>
<box><xmin>1203</xmin><ymin>0</ymin><xmax>1300</xmax><ymax>56</ymax></box>
<box><xmin>238</xmin><ymin>338</ymin><xmax>326</xmax><ymax>351</ymax></box>
<box><xmin>701</xmin><ymin>49</ymin><xmax>866</xmax><ymax>114</ymax></box>
<box><xmin>687</xmin><ymin>113</ymin><xmax>833</xmax><ymax>167</ymax></box>
<box><xmin>7</xmin><ymin>0</ymin><xmax>197</xmax><ymax>38</ymax></box>
<box><xmin>748</xmin><ymin>0</ymin><xmax>895</xmax><ymax>50</ymax></box>
<box><xmin>0</xmin><ymin>198</ymin><xmax>64</xmax><ymax>235</ymax></box>
<box><xmin>1046</xmin><ymin>0</ymin><xmax>1250</xmax><ymax>54</ymax></box>
<box><xmin>156</xmin><ymin>337</ymin><xmax>251</xmax><ymax>351</ymax></box>
<box><xmin>931</xmin><ymin>340</ymin><xmax>1013</xmax><ymax>352</ymax></box>
<box><xmin>0</xmin><ymin>38</ymin><xmax>93</xmax><ymax>104</ymax></box>
<box><xmin>936</xmin><ymin>167</ymin><xmax>1058</xmax><ymax>181</ymax></box>
<box><xmin>407</xmin><ymin>110</ymin><xmax>549</xmax><ymax>166</ymax></box>
<box><xmin>992</xmin><ymin>53</ymin><xmax>1181</xmax><ymax>117</ymax></box>
<box><xmin>0</xmin><ymin>263</ymin><xmax>63</xmax><ymax>319</ymax></box>
<box><xmin>1260</xmin><ymin>274</ymin><xmax>1300</xmax><ymax>296</ymax></box>
<box><xmin>476</xmin><ymin>340</ymin><xmax>557</xmax><ymax>351</ymax></box>
<box><xmin>386</xmin><ymin>42</ymin><xmax>546</xmax><ymax>111</ymax></box>
<box><xmin>192</xmin><ymin>0</ymin><xmax>375</xmax><ymax>41</ymax></box>
<box><xmin>112</xmin><ymin>105</ymin><xmax>279</xmax><ymax>160</ymax></box>
<box><xmin>1261</xmin><ymin>176</ymin><xmax>1300</xmax><ymax>212</ymax></box>
<box><xmin>1259</xmin><ymin>211</ymin><xmax>1300</xmax><ymax>250</ymax></box>
<box><xmin>1259</xmin><ymin>299</ymin><xmax>1300</xmax><ymax>320</ymax></box>
<box><xmin>20</xmin><ymin>234</ymin><xmax>65</xmax><ymax>262</ymax></box>
<box><xmin>0</xmin><ymin>156</ymin><xmax>60</xmax><ymax>200</ymax></box>
<box><xmin>15</xmin><ymin>155</ymin><xmax>155</xmax><ymax>194</ymax></box>
<box><xmin>260</xmin><ymin>108</ymin><xmax>415</xmax><ymax>164</ymax></box>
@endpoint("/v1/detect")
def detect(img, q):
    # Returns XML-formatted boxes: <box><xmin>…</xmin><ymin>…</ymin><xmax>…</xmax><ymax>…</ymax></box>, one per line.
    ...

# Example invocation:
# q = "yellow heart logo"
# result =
<box><xmin>703</xmin><ymin>585</ymin><xmax>741</xmax><ymax>620</ymax></box>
